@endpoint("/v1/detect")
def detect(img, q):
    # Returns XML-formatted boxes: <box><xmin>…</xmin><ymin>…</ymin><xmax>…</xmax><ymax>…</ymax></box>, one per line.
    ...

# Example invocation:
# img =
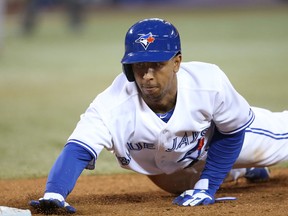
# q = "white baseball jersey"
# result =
<box><xmin>68</xmin><ymin>61</ymin><xmax>254</xmax><ymax>175</ymax></box>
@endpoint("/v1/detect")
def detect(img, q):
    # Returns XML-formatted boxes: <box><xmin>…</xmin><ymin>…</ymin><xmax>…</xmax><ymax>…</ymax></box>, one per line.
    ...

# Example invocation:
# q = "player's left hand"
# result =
<box><xmin>172</xmin><ymin>189</ymin><xmax>214</xmax><ymax>206</ymax></box>
<box><xmin>29</xmin><ymin>198</ymin><xmax>76</xmax><ymax>214</ymax></box>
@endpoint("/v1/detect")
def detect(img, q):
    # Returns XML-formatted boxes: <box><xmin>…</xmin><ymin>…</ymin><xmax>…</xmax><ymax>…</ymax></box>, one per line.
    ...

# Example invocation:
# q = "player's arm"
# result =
<box><xmin>173</xmin><ymin>128</ymin><xmax>244</xmax><ymax>206</ymax></box>
<box><xmin>173</xmin><ymin>65</ymin><xmax>253</xmax><ymax>206</ymax></box>
<box><xmin>198</xmin><ymin>128</ymin><xmax>245</xmax><ymax>194</ymax></box>
<box><xmin>29</xmin><ymin>142</ymin><xmax>94</xmax><ymax>214</ymax></box>
<box><xmin>199</xmin><ymin>64</ymin><xmax>251</xmax><ymax>195</ymax></box>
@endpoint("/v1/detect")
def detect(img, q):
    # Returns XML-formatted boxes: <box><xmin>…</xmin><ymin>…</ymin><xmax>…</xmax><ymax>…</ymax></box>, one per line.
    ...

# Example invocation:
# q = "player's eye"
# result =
<box><xmin>132</xmin><ymin>62</ymin><xmax>165</xmax><ymax>71</ymax></box>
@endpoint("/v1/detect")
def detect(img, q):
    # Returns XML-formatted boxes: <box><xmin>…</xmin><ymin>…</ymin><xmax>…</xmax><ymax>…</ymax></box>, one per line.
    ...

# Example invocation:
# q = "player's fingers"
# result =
<box><xmin>202</xmin><ymin>197</ymin><xmax>214</xmax><ymax>205</ymax></box>
<box><xmin>29</xmin><ymin>199</ymin><xmax>70</xmax><ymax>214</ymax></box>
<box><xmin>172</xmin><ymin>196</ymin><xmax>183</xmax><ymax>204</ymax></box>
<box><xmin>64</xmin><ymin>202</ymin><xmax>77</xmax><ymax>213</ymax></box>
<box><xmin>173</xmin><ymin>195</ymin><xmax>193</xmax><ymax>206</ymax></box>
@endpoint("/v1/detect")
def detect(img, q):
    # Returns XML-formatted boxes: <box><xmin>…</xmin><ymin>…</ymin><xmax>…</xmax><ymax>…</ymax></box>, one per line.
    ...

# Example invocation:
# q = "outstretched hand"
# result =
<box><xmin>173</xmin><ymin>189</ymin><xmax>237</xmax><ymax>206</ymax></box>
<box><xmin>29</xmin><ymin>198</ymin><xmax>76</xmax><ymax>214</ymax></box>
<box><xmin>173</xmin><ymin>189</ymin><xmax>215</xmax><ymax>206</ymax></box>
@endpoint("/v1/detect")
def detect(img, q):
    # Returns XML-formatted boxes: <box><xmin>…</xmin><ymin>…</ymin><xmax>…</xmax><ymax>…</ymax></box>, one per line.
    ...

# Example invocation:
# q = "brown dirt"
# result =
<box><xmin>1</xmin><ymin>167</ymin><xmax>288</xmax><ymax>216</ymax></box>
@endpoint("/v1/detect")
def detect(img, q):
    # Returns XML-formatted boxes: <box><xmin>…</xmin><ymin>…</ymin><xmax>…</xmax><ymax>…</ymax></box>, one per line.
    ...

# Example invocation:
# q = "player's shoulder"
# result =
<box><xmin>93</xmin><ymin>73</ymin><xmax>137</xmax><ymax>108</ymax></box>
<box><xmin>104</xmin><ymin>73</ymin><xmax>136</xmax><ymax>96</ymax></box>
<box><xmin>180</xmin><ymin>61</ymin><xmax>221</xmax><ymax>73</ymax></box>
<box><xmin>179</xmin><ymin>61</ymin><xmax>224</xmax><ymax>84</ymax></box>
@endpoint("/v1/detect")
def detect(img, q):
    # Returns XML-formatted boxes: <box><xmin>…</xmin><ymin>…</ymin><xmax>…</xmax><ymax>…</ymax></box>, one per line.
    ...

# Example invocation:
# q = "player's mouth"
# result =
<box><xmin>141</xmin><ymin>85</ymin><xmax>158</xmax><ymax>95</ymax></box>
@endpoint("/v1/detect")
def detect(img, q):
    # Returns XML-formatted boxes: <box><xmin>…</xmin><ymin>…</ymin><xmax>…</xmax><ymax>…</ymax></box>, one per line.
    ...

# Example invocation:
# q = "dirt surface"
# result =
<box><xmin>1</xmin><ymin>167</ymin><xmax>288</xmax><ymax>216</ymax></box>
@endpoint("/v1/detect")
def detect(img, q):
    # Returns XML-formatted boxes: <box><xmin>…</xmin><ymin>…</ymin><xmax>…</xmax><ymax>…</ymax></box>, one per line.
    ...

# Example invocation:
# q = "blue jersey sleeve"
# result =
<box><xmin>200</xmin><ymin>128</ymin><xmax>245</xmax><ymax>195</ymax></box>
<box><xmin>45</xmin><ymin>143</ymin><xmax>93</xmax><ymax>199</ymax></box>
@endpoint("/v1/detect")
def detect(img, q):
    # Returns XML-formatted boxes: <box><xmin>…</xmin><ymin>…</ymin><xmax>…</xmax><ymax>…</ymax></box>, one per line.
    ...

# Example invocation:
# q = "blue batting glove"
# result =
<box><xmin>29</xmin><ymin>197</ymin><xmax>76</xmax><ymax>214</ymax></box>
<box><xmin>173</xmin><ymin>189</ymin><xmax>215</xmax><ymax>206</ymax></box>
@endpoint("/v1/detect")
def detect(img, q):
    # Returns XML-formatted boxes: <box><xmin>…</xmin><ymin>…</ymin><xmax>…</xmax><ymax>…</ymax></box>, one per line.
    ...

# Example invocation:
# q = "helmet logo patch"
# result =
<box><xmin>135</xmin><ymin>32</ymin><xmax>155</xmax><ymax>50</ymax></box>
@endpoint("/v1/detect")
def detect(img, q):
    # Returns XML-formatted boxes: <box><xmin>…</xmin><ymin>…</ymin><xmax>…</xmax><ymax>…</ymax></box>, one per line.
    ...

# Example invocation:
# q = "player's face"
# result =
<box><xmin>132</xmin><ymin>54</ymin><xmax>182</xmax><ymax>111</ymax></box>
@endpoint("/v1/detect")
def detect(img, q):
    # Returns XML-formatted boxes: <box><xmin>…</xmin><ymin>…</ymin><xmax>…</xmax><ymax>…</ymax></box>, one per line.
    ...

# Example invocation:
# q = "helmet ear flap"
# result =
<box><xmin>123</xmin><ymin>64</ymin><xmax>135</xmax><ymax>82</ymax></box>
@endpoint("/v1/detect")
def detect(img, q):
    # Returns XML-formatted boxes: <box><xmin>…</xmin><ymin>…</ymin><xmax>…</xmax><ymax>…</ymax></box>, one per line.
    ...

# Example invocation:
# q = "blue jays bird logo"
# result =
<box><xmin>135</xmin><ymin>32</ymin><xmax>155</xmax><ymax>50</ymax></box>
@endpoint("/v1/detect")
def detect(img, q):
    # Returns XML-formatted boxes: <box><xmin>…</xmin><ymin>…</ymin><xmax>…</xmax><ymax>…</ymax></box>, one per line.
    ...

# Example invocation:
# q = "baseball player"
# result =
<box><xmin>30</xmin><ymin>18</ymin><xmax>288</xmax><ymax>214</ymax></box>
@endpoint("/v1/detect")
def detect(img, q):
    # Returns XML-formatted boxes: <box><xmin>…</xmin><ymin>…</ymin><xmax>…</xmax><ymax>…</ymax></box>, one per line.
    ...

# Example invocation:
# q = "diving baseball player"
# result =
<box><xmin>30</xmin><ymin>18</ymin><xmax>288</xmax><ymax>214</ymax></box>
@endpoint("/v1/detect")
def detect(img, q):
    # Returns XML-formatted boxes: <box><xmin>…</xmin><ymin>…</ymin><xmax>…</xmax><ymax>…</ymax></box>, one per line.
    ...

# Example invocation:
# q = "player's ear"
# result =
<box><xmin>173</xmin><ymin>53</ymin><xmax>182</xmax><ymax>73</ymax></box>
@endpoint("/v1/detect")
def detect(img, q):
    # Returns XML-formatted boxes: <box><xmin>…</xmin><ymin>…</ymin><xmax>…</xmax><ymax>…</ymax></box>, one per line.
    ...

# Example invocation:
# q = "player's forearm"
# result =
<box><xmin>45</xmin><ymin>143</ymin><xmax>93</xmax><ymax>198</ymax></box>
<box><xmin>200</xmin><ymin>129</ymin><xmax>245</xmax><ymax>195</ymax></box>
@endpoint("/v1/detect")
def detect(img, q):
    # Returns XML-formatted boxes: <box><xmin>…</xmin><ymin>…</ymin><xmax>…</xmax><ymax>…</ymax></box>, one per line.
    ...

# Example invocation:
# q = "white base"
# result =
<box><xmin>0</xmin><ymin>206</ymin><xmax>31</xmax><ymax>216</ymax></box>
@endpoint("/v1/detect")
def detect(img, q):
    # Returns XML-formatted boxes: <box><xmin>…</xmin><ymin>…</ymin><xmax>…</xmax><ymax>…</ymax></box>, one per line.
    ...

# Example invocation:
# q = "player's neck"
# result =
<box><xmin>145</xmin><ymin>94</ymin><xmax>177</xmax><ymax>114</ymax></box>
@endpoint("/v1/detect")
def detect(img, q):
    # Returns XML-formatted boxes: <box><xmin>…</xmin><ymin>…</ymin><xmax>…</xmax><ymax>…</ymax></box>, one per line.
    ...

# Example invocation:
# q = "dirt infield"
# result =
<box><xmin>1</xmin><ymin>167</ymin><xmax>288</xmax><ymax>216</ymax></box>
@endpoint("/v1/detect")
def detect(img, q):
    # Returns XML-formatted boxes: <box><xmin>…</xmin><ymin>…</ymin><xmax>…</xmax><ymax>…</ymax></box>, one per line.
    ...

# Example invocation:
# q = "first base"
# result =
<box><xmin>0</xmin><ymin>206</ymin><xmax>31</xmax><ymax>216</ymax></box>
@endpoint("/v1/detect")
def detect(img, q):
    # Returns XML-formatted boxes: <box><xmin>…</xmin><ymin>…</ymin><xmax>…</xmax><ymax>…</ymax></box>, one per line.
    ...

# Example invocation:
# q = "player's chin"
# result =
<box><xmin>142</xmin><ymin>89</ymin><xmax>164</xmax><ymax>103</ymax></box>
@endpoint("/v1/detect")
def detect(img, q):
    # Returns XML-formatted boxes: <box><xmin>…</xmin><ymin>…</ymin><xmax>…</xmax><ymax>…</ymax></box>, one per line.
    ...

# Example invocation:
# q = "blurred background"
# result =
<box><xmin>0</xmin><ymin>0</ymin><xmax>288</xmax><ymax>179</ymax></box>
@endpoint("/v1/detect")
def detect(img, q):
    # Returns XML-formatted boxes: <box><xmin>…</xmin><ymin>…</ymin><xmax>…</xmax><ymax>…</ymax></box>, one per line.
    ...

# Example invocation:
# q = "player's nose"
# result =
<box><xmin>143</xmin><ymin>69</ymin><xmax>154</xmax><ymax>80</ymax></box>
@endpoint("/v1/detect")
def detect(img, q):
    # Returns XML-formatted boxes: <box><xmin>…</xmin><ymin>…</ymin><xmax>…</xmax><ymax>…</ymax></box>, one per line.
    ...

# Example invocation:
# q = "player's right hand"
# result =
<box><xmin>29</xmin><ymin>198</ymin><xmax>76</xmax><ymax>214</ymax></box>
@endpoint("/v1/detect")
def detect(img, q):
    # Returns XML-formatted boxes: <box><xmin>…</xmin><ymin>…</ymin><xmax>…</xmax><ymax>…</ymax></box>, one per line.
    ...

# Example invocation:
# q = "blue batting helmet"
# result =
<box><xmin>121</xmin><ymin>18</ymin><xmax>181</xmax><ymax>82</ymax></box>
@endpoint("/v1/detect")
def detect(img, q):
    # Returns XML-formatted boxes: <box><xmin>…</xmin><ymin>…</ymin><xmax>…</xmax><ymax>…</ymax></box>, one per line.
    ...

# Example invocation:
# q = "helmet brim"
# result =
<box><xmin>121</xmin><ymin>51</ymin><xmax>177</xmax><ymax>64</ymax></box>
